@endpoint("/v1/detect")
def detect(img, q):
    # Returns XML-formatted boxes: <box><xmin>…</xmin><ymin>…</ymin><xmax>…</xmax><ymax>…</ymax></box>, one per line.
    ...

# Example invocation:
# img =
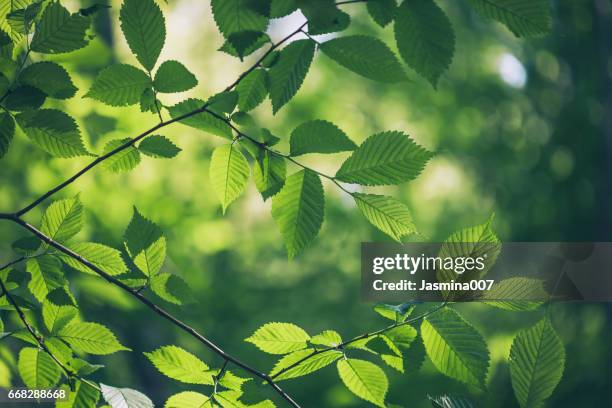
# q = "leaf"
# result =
<box><xmin>168</xmin><ymin>98</ymin><xmax>233</xmax><ymax>139</ymax></box>
<box><xmin>42</xmin><ymin>300</ymin><xmax>77</xmax><ymax>334</ymax></box>
<box><xmin>373</xmin><ymin>303</ymin><xmax>416</xmax><ymax>322</ymax></box>
<box><xmin>236</xmin><ymin>69</ymin><xmax>268</xmax><ymax>111</ymax></box>
<box><xmin>154</xmin><ymin>60</ymin><xmax>198</xmax><ymax>93</ymax></box>
<box><xmin>394</xmin><ymin>0</ymin><xmax>455</xmax><ymax>87</ymax></box>
<box><xmin>290</xmin><ymin>120</ymin><xmax>356</xmax><ymax>156</ymax></box>
<box><xmin>150</xmin><ymin>273</ymin><xmax>194</xmax><ymax>305</ymax></box>
<box><xmin>61</xmin><ymin>242</ymin><xmax>128</xmax><ymax>276</ymax></box>
<box><xmin>210</xmin><ymin>144</ymin><xmax>250</xmax><ymax>213</ymax></box>
<box><xmin>300</xmin><ymin>1</ymin><xmax>350</xmax><ymax>35</ymax></box>
<box><xmin>466</xmin><ymin>0</ymin><xmax>552</xmax><ymax>37</ymax></box>
<box><xmin>269</xmin><ymin>39</ymin><xmax>315</xmax><ymax>113</ymax></box>
<box><xmin>271</xmin><ymin>0</ymin><xmax>298</xmax><ymax>18</ymax></box>
<box><xmin>4</xmin><ymin>85</ymin><xmax>46</xmax><ymax>111</ymax></box>
<box><xmin>16</xmin><ymin>109</ymin><xmax>89</xmax><ymax>157</ymax></box>
<box><xmin>482</xmin><ymin>277</ymin><xmax>545</xmax><ymax>311</ymax></box>
<box><xmin>101</xmin><ymin>383</ymin><xmax>154</xmax><ymax>408</ymax></box>
<box><xmin>367</xmin><ymin>0</ymin><xmax>397</xmax><ymax>27</ymax></box>
<box><xmin>428</xmin><ymin>394</ymin><xmax>474</xmax><ymax>408</ymax></box>
<box><xmin>86</xmin><ymin>64</ymin><xmax>151</xmax><ymax>107</ymax></box>
<box><xmin>220</xmin><ymin>31</ymin><xmax>271</xmax><ymax>60</ymax></box>
<box><xmin>271</xmin><ymin>169</ymin><xmax>325</xmax><ymax>259</ymax></box>
<box><xmin>219</xmin><ymin>371</ymin><xmax>251</xmax><ymax>392</ymax></box>
<box><xmin>19</xmin><ymin>61</ymin><xmax>77</xmax><ymax>99</ymax></box>
<box><xmin>40</xmin><ymin>196</ymin><xmax>83</xmax><ymax>242</ymax></box>
<box><xmin>144</xmin><ymin>345</ymin><xmax>213</xmax><ymax>384</ymax></box>
<box><xmin>337</xmin><ymin>359</ymin><xmax>388</xmax><ymax>407</ymax></box>
<box><xmin>139</xmin><ymin>135</ymin><xmax>181</xmax><ymax>158</ymax></box>
<box><xmin>58</xmin><ymin>322</ymin><xmax>129</xmax><ymax>355</ymax></box>
<box><xmin>270</xmin><ymin>349</ymin><xmax>342</xmax><ymax>381</ymax></box>
<box><xmin>509</xmin><ymin>319</ymin><xmax>565</xmax><ymax>408</ymax></box>
<box><xmin>354</xmin><ymin>193</ymin><xmax>416</xmax><ymax>241</ymax></box>
<box><xmin>124</xmin><ymin>207</ymin><xmax>166</xmax><ymax>277</ymax></box>
<box><xmin>120</xmin><ymin>0</ymin><xmax>166</xmax><ymax>71</ymax></box>
<box><xmin>165</xmin><ymin>392</ymin><xmax>212</xmax><ymax>408</ymax></box>
<box><xmin>56</xmin><ymin>380</ymin><xmax>100</xmax><ymax>408</ymax></box>
<box><xmin>384</xmin><ymin>325</ymin><xmax>418</xmax><ymax>349</ymax></box>
<box><xmin>207</xmin><ymin>91</ymin><xmax>239</xmax><ymax>115</ymax></box>
<box><xmin>253</xmin><ymin>149</ymin><xmax>286</xmax><ymax>200</ymax></box>
<box><xmin>310</xmin><ymin>330</ymin><xmax>342</xmax><ymax>347</ymax></box>
<box><xmin>421</xmin><ymin>308</ymin><xmax>489</xmax><ymax>388</ymax></box>
<box><xmin>0</xmin><ymin>0</ymin><xmax>32</xmax><ymax>42</ymax></box>
<box><xmin>321</xmin><ymin>36</ymin><xmax>407</xmax><ymax>83</ymax></box>
<box><xmin>26</xmin><ymin>256</ymin><xmax>66</xmax><ymax>302</ymax></box>
<box><xmin>245</xmin><ymin>322</ymin><xmax>310</xmax><ymax>354</ymax></box>
<box><xmin>30</xmin><ymin>2</ymin><xmax>90</xmax><ymax>54</ymax></box>
<box><xmin>17</xmin><ymin>347</ymin><xmax>61</xmax><ymax>389</ymax></box>
<box><xmin>336</xmin><ymin>131</ymin><xmax>433</xmax><ymax>186</ymax></box>
<box><xmin>0</xmin><ymin>112</ymin><xmax>15</xmax><ymax>158</ymax></box>
<box><xmin>211</xmin><ymin>0</ymin><xmax>269</xmax><ymax>37</ymax></box>
<box><xmin>101</xmin><ymin>139</ymin><xmax>141</xmax><ymax>173</ymax></box>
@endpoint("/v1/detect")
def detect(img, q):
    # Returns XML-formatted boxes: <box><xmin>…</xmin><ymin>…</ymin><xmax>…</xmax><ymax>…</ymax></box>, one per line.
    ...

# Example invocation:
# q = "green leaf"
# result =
<box><xmin>270</xmin><ymin>348</ymin><xmax>342</xmax><ymax>381</ymax></box>
<box><xmin>269</xmin><ymin>39</ymin><xmax>315</xmax><ymax>113</ymax></box>
<box><xmin>124</xmin><ymin>207</ymin><xmax>166</xmax><ymax>277</ymax></box>
<box><xmin>466</xmin><ymin>0</ymin><xmax>552</xmax><ymax>37</ymax></box>
<box><xmin>271</xmin><ymin>0</ymin><xmax>298</xmax><ymax>18</ymax></box>
<box><xmin>26</xmin><ymin>257</ymin><xmax>66</xmax><ymax>302</ymax></box>
<box><xmin>101</xmin><ymin>384</ymin><xmax>154</xmax><ymax>408</ymax></box>
<box><xmin>482</xmin><ymin>277</ymin><xmax>545</xmax><ymax>311</ymax></box>
<box><xmin>30</xmin><ymin>2</ymin><xmax>90</xmax><ymax>54</ymax></box>
<box><xmin>42</xmin><ymin>300</ymin><xmax>77</xmax><ymax>334</ymax></box>
<box><xmin>168</xmin><ymin>98</ymin><xmax>233</xmax><ymax>139</ymax></box>
<box><xmin>40</xmin><ymin>195</ymin><xmax>83</xmax><ymax>242</ymax></box>
<box><xmin>509</xmin><ymin>319</ymin><xmax>565</xmax><ymax>408</ymax></box>
<box><xmin>236</xmin><ymin>69</ymin><xmax>268</xmax><ymax>111</ymax></box>
<box><xmin>211</xmin><ymin>0</ymin><xmax>269</xmax><ymax>37</ymax></box>
<box><xmin>19</xmin><ymin>61</ymin><xmax>77</xmax><ymax>99</ymax></box>
<box><xmin>0</xmin><ymin>111</ymin><xmax>15</xmax><ymax>158</ymax></box>
<box><xmin>394</xmin><ymin>0</ymin><xmax>455</xmax><ymax>87</ymax></box>
<box><xmin>56</xmin><ymin>381</ymin><xmax>100</xmax><ymax>408</ymax></box>
<box><xmin>0</xmin><ymin>0</ymin><xmax>32</xmax><ymax>42</ymax></box>
<box><xmin>310</xmin><ymin>330</ymin><xmax>342</xmax><ymax>347</ymax></box>
<box><xmin>367</xmin><ymin>0</ymin><xmax>397</xmax><ymax>27</ymax></box>
<box><xmin>321</xmin><ymin>35</ymin><xmax>407</xmax><ymax>83</ymax></box>
<box><xmin>210</xmin><ymin>144</ymin><xmax>250</xmax><ymax>213</ymax></box>
<box><xmin>336</xmin><ymin>131</ymin><xmax>433</xmax><ymax>186</ymax></box>
<box><xmin>337</xmin><ymin>359</ymin><xmax>388</xmax><ymax>407</ymax></box>
<box><xmin>421</xmin><ymin>308</ymin><xmax>489</xmax><ymax>388</ymax></box>
<box><xmin>220</xmin><ymin>31</ymin><xmax>271</xmax><ymax>60</ymax></box>
<box><xmin>373</xmin><ymin>303</ymin><xmax>416</xmax><ymax>322</ymax></box>
<box><xmin>101</xmin><ymin>138</ymin><xmax>141</xmax><ymax>173</ymax></box>
<box><xmin>218</xmin><ymin>371</ymin><xmax>250</xmax><ymax>392</ymax></box>
<box><xmin>300</xmin><ymin>1</ymin><xmax>350</xmax><ymax>35</ymax></box>
<box><xmin>150</xmin><ymin>273</ymin><xmax>194</xmax><ymax>305</ymax></box>
<box><xmin>139</xmin><ymin>135</ymin><xmax>181</xmax><ymax>158</ymax></box>
<box><xmin>290</xmin><ymin>120</ymin><xmax>356</xmax><ymax>156</ymax></box>
<box><xmin>354</xmin><ymin>193</ymin><xmax>416</xmax><ymax>241</ymax></box>
<box><xmin>57</xmin><ymin>322</ymin><xmax>129</xmax><ymax>355</ymax></box>
<box><xmin>207</xmin><ymin>91</ymin><xmax>239</xmax><ymax>115</ymax></box>
<box><xmin>271</xmin><ymin>169</ymin><xmax>325</xmax><ymax>258</ymax></box>
<box><xmin>61</xmin><ymin>242</ymin><xmax>128</xmax><ymax>276</ymax></box>
<box><xmin>165</xmin><ymin>392</ymin><xmax>212</xmax><ymax>408</ymax></box>
<box><xmin>4</xmin><ymin>85</ymin><xmax>46</xmax><ymax>111</ymax></box>
<box><xmin>145</xmin><ymin>345</ymin><xmax>213</xmax><ymax>384</ymax></box>
<box><xmin>86</xmin><ymin>64</ymin><xmax>151</xmax><ymax>107</ymax></box>
<box><xmin>154</xmin><ymin>60</ymin><xmax>197</xmax><ymax>93</ymax></box>
<box><xmin>140</xmin><ymin>87</ymin><xmax>158</xmax><ymax>113</ymax></box>
<box><xmin>428</xmin><ymin>394</ymin><xmax>474</xmax><ymax>408</ymax></box>
<box><xmin>17</xmin><ymin>347</ymin><xmax>61</xmax><ymax>389</ymax></box>
<box><xmin>120</xmin><ymin>0</ymin><xmax>166</xmax><ymax>71</ymax></box>
<box><xmin>253</xmin><ymin>149</ymin><xmax>286</xmax><ymax>200</ymax></box>
<box><xmin>246</xmin><ymin>322</ymin><xmax>310</xmax><ymax>354</ymax></box>
<box><xmin>384</xmin><ymin>325</ymin><xmax>417</xmax><ymax>349</ymax></box>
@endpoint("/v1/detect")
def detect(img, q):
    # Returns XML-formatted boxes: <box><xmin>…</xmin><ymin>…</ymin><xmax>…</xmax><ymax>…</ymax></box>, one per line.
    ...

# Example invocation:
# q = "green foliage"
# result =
<box><xmin>101</xmin><ymin>139</ymin><xmax>142</xmax><ymax>173</ymax></box>
<box><xmin>139</xmin><ymin>135</ymin><xmax>181</xmax><ymax>158</ymax></box>
<box><xmin>394</xmin><ymin>0</ymin><xmax>455</xmax><ymax>87</ymax></box>
<box><xmin>168</xmin><ymin>98</ymin><xmax>233</xmax><ymax>139</ymax></box>
<box><xmin>253</xmin><ymin>149</ymin><xmax>287</xmax><ymax>200</ymax></box>
<box><xmin>421</xmin><ymin>308</ymin><xmax>489</xmax><ymax>388</ymax></box>
<box><xmin>466</xmin><ymin>0</ymin><xmax>552</xmax><ymax>37</ymax></box>
<box><xmin>120</xmin><ymin>0</ymin><xmax>166</xmax><ymax>71</ymax></box>
<box><xmin>40</xmin><ymin>195</ymin><xmax>83</xmax><ymax>242</ymax></box>
<box><xmin>18</xmin><ymin>347</ymin><xmax>61</xmax><ymax>389</ymax></box>
<box><xmin>354</xmin><ymin>193</ymin><xmax>416</xmax><ymax>241</ymax></box>
<box><xmin>101</xmin><ymin>383</ymin><xmax>154</xmax><ymax>408</ymax></box>
<box><xmin>86</xmin><ymin>64</ymin><xmax>151</xmax><ymax>107</ymax></box>
<box><xmin>61</xmin><ymin>242</ymin><xmax>128</xmax><ymax>276</ymax></box>
<box><xmin>289</xmin><ymin>120</ymin><xmax>356</xmax><ymax>156</ymax></box>
<box><xmin>246</xmin><ymin>322</ymin><xmax>310</xmax><ymax>354</ymax></box>
<box><xmin>367</xmin><ymin>0</ymin><xmax>397</xmax><ymax>27</ymax></box>
<box><xmin>154</xmin><ymin>60</ymin><xmax>198</xmax><ymax>93</ymax></box>
<box><xmin>337</xmin><ymin>359</ymin><xmax>388</xmax><ymax>407</ymax></box>
<box><xmin>211</xmin><ymin>0</ymin><xmax>269</xmax><ymax>37</ymax></box>
<box><xmin>144</xmin><ymin>345</ymin><xmax>214</xmax><ymax>384</ymax></box>
<box><xmin>320</xmin><ymin>36</ymin><xmax>407</xmax><ymax>83</ymax></box>
<box><xmin>428</xmin><ymin>394</ymin><xmax>474</xmax><ymax>408</ymax></box>
<box><xmin>26</xmin><ymin>256</ymin><xmax>66</xmax><ymax>302</ymax></box>
<box><xmin>271</xmin><ymin>170</ymin><xmax>324</xmax><ymax>259</ymax></box>
<box><xmin>300</xmin><ymin>1</ymin><xmax>350</xmax><ymax>35</ymax></box>
<box><xmin>210</xmin><ymin>143</ymin><xmax>250</xmax><ymax>213</ymax></box>
<box><xmin>19</xmin><ymin>61</ymin><xmax>77</xmax><ymax>99</ymax></box>
<box><xmin>374</xmin><ymin>303</ymin><xmax>415</xmax><ymax>322</ymax></box>
<box><xmin>57</xmin><ymin>321</ymin><xmax>129</xmax><ymax>355</ymax></box>
<box><xmin>150</xmin><ymin>273</ymin><xmax>194</xmax><ymax>305</ymax></box>
<box><xmin>269</xmin><ymin>39</ymin><xmax>315</xmax><ymax>113</ymax></box>
<box><xmin>271</xmin><ymin>349</ymin><xmax>342</xmax><ymax>381</ymax></box>
<box><xmin>310</xmin><ymin>330</ymin><xmax>342</xmax><ymax>347</ymax></box>
<box><xmin>0</xmin><ymin>112</ymin><xmax>14</xmax><ymax>158</ymax></box>
<box><xmin>30</xmin><ymin>2</ymin><xmax>90</xmax><ymax>54</ymax></box>
<box><xmin>482</xmin><ymin>277</ymin><xmax>545</xmax><ymax>311</ymax></box>
<box><xmin>236</xmin><ymin>69</ymin><xmax>268</xmax><ymax>112</ymax></box>
<box><xmin>509</xmin><ymin>319</ymin><xmax>565</xmax><ymax>408</ymax></box>
<box><xmin>42</xmin><ymin>301</ymin><xmax>77</xmax><ymax>334</ymax></box>
<box><xmin>124</xmin><ymin>207</ymin><xmax>166</xmax><ymax>277</ymax></box>
<box><xmin>165</xmin><ymin>391</ymin><xmax>212</xmax><ymax>408</ymax></box>
<box><xmin>336</xmin><ymin>131</ymin><xmax>433</xmax><ymax>186</ymax></box>
<box><xmin>56</xmin><ymin>380</ymin><xmax>100</xmax><ymax>408</ymax></box>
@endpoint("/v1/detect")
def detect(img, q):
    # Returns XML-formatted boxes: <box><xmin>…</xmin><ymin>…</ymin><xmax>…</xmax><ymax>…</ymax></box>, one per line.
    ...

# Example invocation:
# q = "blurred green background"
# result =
<box><xmin>1</xmin><ymin>0</ymin><xmax>612</xmax><ymax>406</ymax></box>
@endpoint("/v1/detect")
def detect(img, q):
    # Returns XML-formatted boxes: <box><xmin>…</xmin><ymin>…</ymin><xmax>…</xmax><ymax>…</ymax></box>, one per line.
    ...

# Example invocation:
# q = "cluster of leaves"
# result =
<box><xmin>246</xmin><ymin>219</ymin><xmax>566</xmax><ymax>407</ymax></box>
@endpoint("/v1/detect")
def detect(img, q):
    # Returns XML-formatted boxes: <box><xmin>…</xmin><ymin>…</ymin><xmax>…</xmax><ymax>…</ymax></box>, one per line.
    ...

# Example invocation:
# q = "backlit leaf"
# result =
<box><xmin>337</xmin><ymin>359</ymin><xmax>388</xmax><ymax>407</ymax></box>
<box><xmin>58</xmin><ymin>322</ymin><xmax>129</xmax><ymax>355</ymax></box>
<box><xmin>120</xmin><ymin>0</ymin><xmax>166</xmax><ymax>70</ymax></box>
<box><xmin>246</xmin><ymin>322</ymin><xmax>310</xmax><ymax>354</ymax></box>
<box><xmin>86</xmin><ymin>64</ymin><xmax>151</xmax><ymax>107</ymax></box>
<box><xmin>144</xmin><ymin>345</ymin><xmax>213</xmax><ymax>384</ymax></box>
<box><xmin>290</xmin><ymin>120</ymin><xmax>356</xmax><ymax>156</ymax></box>
<box><xmin>269</xmin><ymin>39</ymin><xmax>315</xmax><ymax>113</ymax></box>
<box><xmin>210</xmin><ymin>144</ymin><xmax>250</xmax><ymax>213</ymax></box>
